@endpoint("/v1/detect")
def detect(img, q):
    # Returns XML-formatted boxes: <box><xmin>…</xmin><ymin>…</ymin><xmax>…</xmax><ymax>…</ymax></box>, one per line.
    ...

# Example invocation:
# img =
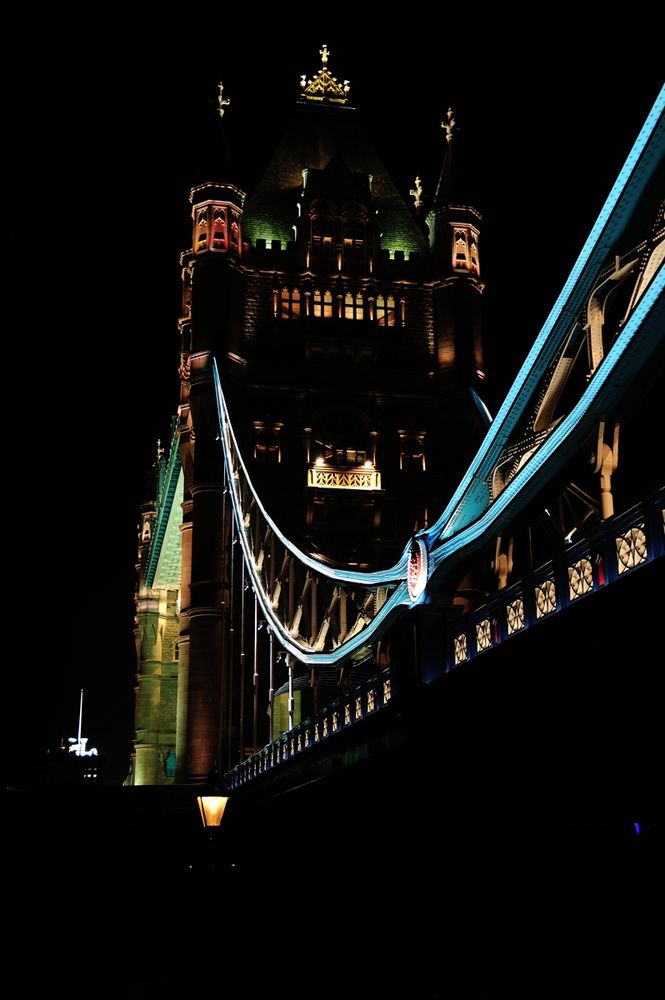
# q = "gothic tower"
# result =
<box><xmin>130</xmin><ymin>48</ymin><xmax>489</xmax><ymax>785</ymax></box>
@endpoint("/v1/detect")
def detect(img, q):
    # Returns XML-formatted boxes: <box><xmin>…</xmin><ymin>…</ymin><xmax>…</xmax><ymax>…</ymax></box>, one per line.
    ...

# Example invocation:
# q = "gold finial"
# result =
<box><xmin>441</xmin><ymin>108</ymin><xmax>456</xmax><ymax>142</ymax></box>
<box><xmin>410</xmin><ymin>176</ymin><xmax>424</xmax><ymax>211</ymax></box>
<box><xmin>300</xmin><ymin>45</ymin><xmax>351</xmax><ymax>105</ymax></box>
<box><xmin>217</xmin><ymin>81</ymin><xmax>230</xmax><ymax>118</ymax></box>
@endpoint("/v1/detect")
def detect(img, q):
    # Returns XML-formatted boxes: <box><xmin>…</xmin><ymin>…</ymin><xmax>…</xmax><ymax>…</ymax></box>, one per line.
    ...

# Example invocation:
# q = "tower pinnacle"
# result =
<box><xmin>441</xmin><ymin>108</ymin><xmax>456</xmax><ymax>143</ymax></box>
<box><xmin>217</xmin><ymin>81</ymin><xmax>230</xmax><ymax>118</ymax></box>
<box><xmin>300</xmin><ymin>45</ymin><xmax>351</xmax><ymax>105</ymax></box>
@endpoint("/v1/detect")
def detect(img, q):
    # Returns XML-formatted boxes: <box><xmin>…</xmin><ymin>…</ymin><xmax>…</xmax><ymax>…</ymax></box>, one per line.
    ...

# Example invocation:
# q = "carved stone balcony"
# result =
<box><xmin>307</xmin><ymin>463</ymin><xmax>382</xmax><ymax>491</ymax></box>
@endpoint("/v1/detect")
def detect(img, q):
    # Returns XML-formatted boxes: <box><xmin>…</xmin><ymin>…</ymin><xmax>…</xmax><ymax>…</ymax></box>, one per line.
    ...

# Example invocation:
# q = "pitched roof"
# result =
<box><xmin>243</xmin><ymin>103</ymin><xmax>428</xmax><ymax>257</ymax></box>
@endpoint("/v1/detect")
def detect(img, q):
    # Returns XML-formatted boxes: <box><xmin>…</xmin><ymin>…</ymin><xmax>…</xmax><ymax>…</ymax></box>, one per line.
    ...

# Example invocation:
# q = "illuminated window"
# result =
<box><xmin>376</xmin><ymin>294</ymin><xmax>396</xmax><ymax>327</ymax></box>
<box><xmin>196</xmin><ymin>209</ymin><xmax>208</xmax><ymax>249</ymax></box>
<box><xmin>212</xmin><ymin>208</ymin><xmax>226</xmax><ymax>248</ymax></box>
<box><xmin>313</xmin><ymin>289</ymin><xmax>333</xmax><ymax>318</ymax></box>
<box><xmin>344</xmin><ymin>291</ymin><xmax>365</xmax><ymax>320</ymax></box>
<box><xmin>280</xmin><ymin>287</ymin><xmax>301</xmax><ymax>320</ymax></box>
<box><xmin>454</xmin><ymin>230</ymin><xmax>468</xmax><ymax>268</ymax></box>
<box><xmin>452</xmin><ymin>227</ymin><xmax>480</xmax><ymax>274</ymax></box>
<box><xmin>230</xmin><ymin>213</ymin><xmax>240</xmax><ymax>250</ymax></box>
<box><xmin>470</xmin><ymin>238</ymin><xmax>479</xmax><ymax>274</ymax></box>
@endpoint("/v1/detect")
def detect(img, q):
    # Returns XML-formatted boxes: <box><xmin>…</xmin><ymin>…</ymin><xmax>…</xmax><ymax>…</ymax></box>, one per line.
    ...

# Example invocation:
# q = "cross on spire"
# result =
<box><xmin>441</xmin><ymin>108</ymin><xmax>456</xmax><ymax>142</ymax></box>
<box><xmin>320</xmin><ymin>44</ymin><xmax>329</xmax><ymax>68</ymax></box>
<box><xmin>217</xmin><ymin>82</ymin><xmax>230</xmax><ymax>118</ymax></box>
<box><xmin>410</xmin><ymin>176</ymin><xmax>425</xmax><ymax>211</ymax></box>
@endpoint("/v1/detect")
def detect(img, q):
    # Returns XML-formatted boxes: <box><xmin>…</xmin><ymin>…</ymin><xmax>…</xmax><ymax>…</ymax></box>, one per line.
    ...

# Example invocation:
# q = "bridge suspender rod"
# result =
<box><xmin>253</xmin><ymin>591</ymin><xmax>259</xmax><ymax>751</ymax></box>
<box><xmin>239</xmin><ymin>558</ymin><xmax>246</xmax><ymax>764</ymax></box>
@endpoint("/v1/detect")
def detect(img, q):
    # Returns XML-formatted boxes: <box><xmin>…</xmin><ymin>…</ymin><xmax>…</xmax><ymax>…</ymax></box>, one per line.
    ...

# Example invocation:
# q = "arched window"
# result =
<box><xmin>254</xmin><ymin>423</ymin><xmax>282</xmax><ymax>464</ymax></box>
<box><xmin>470</xmin><ymin>238</ymin><xmax>479</xmax><ymax>275</ymax></box>
<box><xmin>229</xmin><ymin>213</ymin><xmax>240</xmax><ymax>250</ymax></box>
<box><xmin>454</xmin><ymin>229</ymin><xmax>469</xmax><ymax>269</ymax></box>
<box><xmin>196</xmin><ymin>209</ymin><xmax>208</xmax><ymax>250</ymax></box>
<box><xmin>212</xmin><ymin>208</ymin><xmax>226</xmax><ymax>249</ymax></box>
<box><xmin>399</xmin><ymin>432</ymin><xmax>426</xmax><ymax>472</ymax></box>
<box><xmin>312</xmin><ymin>215</ymin><xmax>334</xmax><ymax>254</ymax></box>
<box><xmin>343</xmin><ymin>220</ymin><xmax>365</xmax><ymax>257</ymax></box>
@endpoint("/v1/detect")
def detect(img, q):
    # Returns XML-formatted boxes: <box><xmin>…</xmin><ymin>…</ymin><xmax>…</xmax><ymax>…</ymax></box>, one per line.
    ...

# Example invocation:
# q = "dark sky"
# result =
<box><xmin>8</xmin><ymin>13</ymin><xmax>663</xmax><ymax>784</ymax></box>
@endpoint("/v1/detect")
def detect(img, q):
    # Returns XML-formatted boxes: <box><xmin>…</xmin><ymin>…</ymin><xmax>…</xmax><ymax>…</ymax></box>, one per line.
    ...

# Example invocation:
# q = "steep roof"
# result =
<box><xmin>243</xmin><ymin>102</ymin><xmax>428</xmax><ymax>257</ymax></box>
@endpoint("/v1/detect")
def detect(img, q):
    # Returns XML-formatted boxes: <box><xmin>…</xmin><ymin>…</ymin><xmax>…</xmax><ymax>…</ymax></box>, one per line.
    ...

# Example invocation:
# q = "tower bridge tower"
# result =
<box><xmin>131</xmin><ymin>47</ymin><xmax>489</xmax><ymax>785</ymax></box>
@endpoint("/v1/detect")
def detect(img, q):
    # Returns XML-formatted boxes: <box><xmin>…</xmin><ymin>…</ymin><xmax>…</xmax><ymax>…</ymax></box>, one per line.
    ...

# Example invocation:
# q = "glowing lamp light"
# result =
<box><xmin>315</xmin><ymin>455</ymin><xmax>325</xmax><ymax>467</ymax></box>
<box><xmin>197</xmin><ymin>794</ymin><xmax>229</xmax><ymax>829</ymax></box>
<box><xmin>363</xmin><ymin>460</ymin><xmax>373</xmax><ymax>469</ymax></box>
<box><xmin>197</xmin><ymin>763</ymin><xmax>230</xmax><ymax>832</ymax></box>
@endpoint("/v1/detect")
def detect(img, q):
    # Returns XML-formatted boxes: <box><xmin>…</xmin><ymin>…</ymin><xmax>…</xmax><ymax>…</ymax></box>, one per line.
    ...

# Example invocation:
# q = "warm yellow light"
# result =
<box><xmin>197</xmin><ymin>794</ymin><xmax>229</xmax><ymax>828</ymax></box>
<box><xmin>315</xmin><ymin>456</ymin><xmax>325</xmax><ymax>467</ymax></box>
<box><xmin>363</xmin><ymin>460</ymin><xmax>373</xmax><ymax>469</ymax></box>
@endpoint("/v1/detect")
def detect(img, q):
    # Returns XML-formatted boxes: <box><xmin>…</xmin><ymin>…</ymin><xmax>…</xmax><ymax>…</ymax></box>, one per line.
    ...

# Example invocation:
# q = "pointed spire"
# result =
<box><xmin>432</xmin><ymin>107</ymin><xmax>457</xmax><ymax>207</ymax></box>
<box><xmin>426</xmin><ymin>107</ymin><xmax>481</xmax><ymax>270</ymax></box>
<box><xmin>300</xmin><ymin>44</ymin><xmax>351</xmax><ymax>105</ymax></box>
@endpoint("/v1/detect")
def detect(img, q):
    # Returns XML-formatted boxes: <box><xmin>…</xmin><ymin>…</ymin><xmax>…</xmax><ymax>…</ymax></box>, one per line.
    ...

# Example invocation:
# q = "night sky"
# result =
<box><xmin>8</xmin><ymin>12</ymin><xmax>663</xmax><ymax>785</ymax></box>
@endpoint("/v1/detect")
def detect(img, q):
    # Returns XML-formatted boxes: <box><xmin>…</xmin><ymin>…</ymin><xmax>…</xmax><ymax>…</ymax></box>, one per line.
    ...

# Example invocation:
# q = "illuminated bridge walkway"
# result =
<box><xmin>227</xmin><ymin>488</ymin><xmax>663</xmax><ymax>788</ymax></box>
<box><xmin>210</xmin><ymin>86</ymin><xmax>664</xmax><ymax>790</ymax></box>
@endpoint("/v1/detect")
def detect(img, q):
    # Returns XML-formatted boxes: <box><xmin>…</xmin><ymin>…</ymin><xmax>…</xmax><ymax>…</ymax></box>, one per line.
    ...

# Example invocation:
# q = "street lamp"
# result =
<box><xmin>196</xmin><ymin>764</ymin><xmax>230</xmax><ymax>869</ymax></box>
<box><xmin>197</xmin><ymin>792</ymin><xmax>229</xmax><ymax>830</ymax></box>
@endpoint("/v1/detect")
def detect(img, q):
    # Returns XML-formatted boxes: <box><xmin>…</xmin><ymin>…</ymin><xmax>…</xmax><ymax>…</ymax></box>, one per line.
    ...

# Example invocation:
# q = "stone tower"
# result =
<box><xmin>130</xmin><ymin>47</ymin><xmax>489</xmax><ymax>785</ymax></box>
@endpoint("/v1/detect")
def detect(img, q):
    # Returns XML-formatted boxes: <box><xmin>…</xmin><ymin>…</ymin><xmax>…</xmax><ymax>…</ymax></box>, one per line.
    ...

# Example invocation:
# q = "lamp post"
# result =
<box><xmin>196</xmin><ymin>764</ymin><xmax>230</xmax><ymax>871</ymax></box>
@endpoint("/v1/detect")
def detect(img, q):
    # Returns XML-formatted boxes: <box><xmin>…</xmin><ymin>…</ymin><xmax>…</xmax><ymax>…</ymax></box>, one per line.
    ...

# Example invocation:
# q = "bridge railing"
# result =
<box><xmin>449</xmin><ymin>488</ymin><xmax>664</xmax><ymax>670</ymax></box>
<box><xmin>227</xmin><ymin>663</ymin><xmax>397</xmax><ymax>790</ymax></box>
<box><xmin>225</xmin><ymin>488</ymin><xmax>662</xmax><ymax>790</ymax></box>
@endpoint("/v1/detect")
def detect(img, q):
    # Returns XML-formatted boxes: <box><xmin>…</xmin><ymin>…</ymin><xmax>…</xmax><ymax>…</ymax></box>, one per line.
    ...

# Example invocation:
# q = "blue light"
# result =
<box><xmin>633</xmin><ymin>821</ymin><xmax>641</xmax><ymax>837</ymax></box>
<box><xmin>208</xmin><ymin>85</ymin><xmax>665</xmax><ymax>668</ymax></box>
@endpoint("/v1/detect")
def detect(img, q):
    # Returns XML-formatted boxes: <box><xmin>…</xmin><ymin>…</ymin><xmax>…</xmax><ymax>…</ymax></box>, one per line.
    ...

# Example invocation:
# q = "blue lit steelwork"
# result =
<box><xmin>212</xmin><ymin>85</ymin><xmax>664</xmax><ymax>668</ymax></box>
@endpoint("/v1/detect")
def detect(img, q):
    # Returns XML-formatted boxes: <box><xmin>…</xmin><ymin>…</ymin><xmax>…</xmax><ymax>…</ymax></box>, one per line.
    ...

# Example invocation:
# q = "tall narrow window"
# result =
<box><xmin>212</xmin><ymin>208</ymin><xmax>226</xmax><ymax>248</ymax></box>
<box><xmin>399</xmin><ymin>432</ymin><xmax>426</xmax><ymax>472</ymax></box>
<box><xmin>376</xmin><ymin>294</ymin><xmax>396</xmax><ymax>327</ymax></box>
<box><xmin>470</xmin><ymin>238</ymin><xmax>479</xmax><ymax>275</ymax></box>
<box><xmin>230</xmin><ymin>214</ymin><xmax>240</xmax><ymax>250</ymax></box>
<box><xmin>196</xmin><ymin>209</ymin><xmax>208</xmax><ymax>250</ymax></box>
<box><xmin>254</xmin><ymin>423</ymin><xmax>282</xmax><ymax>464</ymax></box>
<box><xmin>312</xmin><ymin>216</ymin><xmax>334</xmax><ymax>254</ymax></box>
<box><xmin>454</xmin><ymin>230</ymin><xmax>469</xmax><ymax>269</ymax></box>
<box><xmin>343</xmin><ymin>221</ymin><xmax>365</xmax><ymax>257</ymax></box>
<box><xmin>280</xmin><ymin>287</ymin><xmax>302</xmax><ymax>319</ymax></box>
